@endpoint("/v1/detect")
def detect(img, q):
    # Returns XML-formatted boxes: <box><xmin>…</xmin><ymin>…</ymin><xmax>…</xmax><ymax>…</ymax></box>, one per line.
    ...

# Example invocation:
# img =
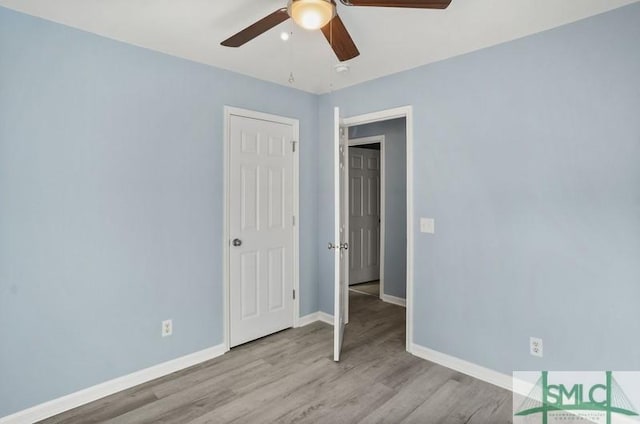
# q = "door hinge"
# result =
<box><xmin>292</xmin><ymin>140</ymin><xmax>297</xmax><ymax>153</ymax></box>
<box><xmin>293</xmin><ymin>289</ymin><xmax>296</xmax><ymax>300</ymax></box>
<box><xmin>292</xmin><ymin>215</ymin><xmax>296</xmax><ymax>226</ymax></box>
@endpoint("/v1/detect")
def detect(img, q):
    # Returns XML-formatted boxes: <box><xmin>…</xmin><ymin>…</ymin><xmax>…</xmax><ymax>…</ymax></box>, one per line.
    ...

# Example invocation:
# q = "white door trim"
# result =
<box><xmin>342</xmin><ymin>106</ymin><xmax>414</xmax><ymax>353</ymax></box>
<box><xmin>347</xmin><ymin>135</ymin><xmax>385</xmax><ymax>301</ymax></box>
<box><xmin>222</xmin><ymin>106</ymin><xmax>300</xmax><ymax>352</ymax></box>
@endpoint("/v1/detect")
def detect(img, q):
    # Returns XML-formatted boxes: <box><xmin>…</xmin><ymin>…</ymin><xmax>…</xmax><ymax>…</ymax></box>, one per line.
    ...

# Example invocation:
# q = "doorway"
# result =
<box><xmin>223</xmin><ymin>107</ymin><xmax>300</xmax><ymax>350</ymax></box>
<box><xmin>333</xmin><ymin>106</ymin><xmax>414</xmax><ymax>361</ymax></box>
<box><xmin>347</xmin><ymin>136</ymin><xmax>384</xmax><ymax>298</ymax></box>
<box><xmin>347</xmin><ymin>118</ymin><xmax>407</xmax><ymax>308</ymax></box>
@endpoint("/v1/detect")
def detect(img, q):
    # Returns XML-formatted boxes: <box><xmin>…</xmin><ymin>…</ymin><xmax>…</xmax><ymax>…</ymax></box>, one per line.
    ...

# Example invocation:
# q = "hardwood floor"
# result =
<box><xmin>349</xmin><ymin>281</ymin><xmax>380</xmax><ymax>297</ymax></box>
<box><xmin>39</xmin><ymin>292</ymin><xmax>513</xmax><ymax>424</ymax></box>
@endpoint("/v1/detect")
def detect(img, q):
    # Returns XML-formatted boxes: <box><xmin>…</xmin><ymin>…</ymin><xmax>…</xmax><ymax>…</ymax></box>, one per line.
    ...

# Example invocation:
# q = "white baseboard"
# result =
<box><xmin>381</xmin><ymin>294</ymin><xmax>406</xmax><ymax>307</ymax></box>
<box><xmin>410</xmin><ymin>343</ymin><xmax>512</xmax><ymax>391</ymax></box>
<box><xmin>297</xmin><ymin>311</ymin><xmax>334</xmax><ymax>327</ymax></box>
<box><xmin>298</xmin><ymin>311</ymin><xmax>333</xmax><ymax>328</ymax></box>
<box><xmin>317</xmin><ymin>311</ymin><xmax>333</xmax><ymax>325</ymax></box>
<box><xmin>0</xmin><ymin>344</ymin><xmax>227</xmax><ymax>424</ymax></box>
<box><xmin>297</xmin><ymin>312</ymin><xmax>321</xmax><ymax>327</ymax></box>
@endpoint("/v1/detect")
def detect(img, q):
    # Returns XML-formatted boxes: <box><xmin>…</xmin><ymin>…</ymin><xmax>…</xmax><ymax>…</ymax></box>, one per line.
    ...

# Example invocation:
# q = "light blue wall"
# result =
<box><xmin>318</xmin><ymin>2</ymin><xmax>640</xmax><ymax>374</ymax></box>
<box><xmin>349</xmin><ymin>119</ymin><xmax>407</xmax><ymax>298</ymax></box>
<box><xmin>0</xmin><ymin>7</ymin><xmax>318</xmax><ymax>417</ymax></box>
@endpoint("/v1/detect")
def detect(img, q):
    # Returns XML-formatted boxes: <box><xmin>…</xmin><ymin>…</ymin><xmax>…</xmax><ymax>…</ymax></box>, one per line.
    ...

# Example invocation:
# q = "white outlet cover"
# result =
<box><xmin>530</xmin><ymin>336</ymin><xmax>543</xmax><ymax>358</ymax></box>
<box><xmin>420</xmin><ymin>218</ymin><xmax>435</xmax><ymax>234</ymax></box>
<box><xmin>162</xmin><ymin>319</ymin><xmax>173</xmax><ymax>337</ymax></box>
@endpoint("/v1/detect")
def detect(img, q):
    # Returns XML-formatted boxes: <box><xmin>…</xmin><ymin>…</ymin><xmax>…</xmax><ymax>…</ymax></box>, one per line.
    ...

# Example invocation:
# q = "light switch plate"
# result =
<box><xmin>420</xmin><ymin>218</ymin><xmax>435</xmax><ymax>234</ymax></box>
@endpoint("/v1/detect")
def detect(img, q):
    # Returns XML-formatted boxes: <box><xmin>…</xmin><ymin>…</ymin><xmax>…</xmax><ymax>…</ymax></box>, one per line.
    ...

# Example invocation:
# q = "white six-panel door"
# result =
<box><xmin>229</xmin><ymin>114</ymin><xmax>295</xmax><ymax>347</ymax></box>
<box><xmin>349</xmin><ymin>147</ymin><xmax>381</xmax><ymax>285</ymax></box>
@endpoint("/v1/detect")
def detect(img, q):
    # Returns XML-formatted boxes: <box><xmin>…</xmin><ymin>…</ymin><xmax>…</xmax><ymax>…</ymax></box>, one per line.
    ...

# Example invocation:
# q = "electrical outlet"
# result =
<box><xmin>530</xmin><ymin>337</ymin><xmax>543</xmax><ymax>357</ymax></box>
<box><xmin>162</xmin><ymin>319</ymin><xmax>173</xmax><ymax>337</ymax></box>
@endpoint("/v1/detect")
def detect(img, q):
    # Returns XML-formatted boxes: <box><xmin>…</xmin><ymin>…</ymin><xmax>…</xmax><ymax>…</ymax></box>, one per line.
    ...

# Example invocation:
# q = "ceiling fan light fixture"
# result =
<box><xmin>288</xmin><ymin>0</ymin><xmax>336</xmax><ymax>31</ymax></box>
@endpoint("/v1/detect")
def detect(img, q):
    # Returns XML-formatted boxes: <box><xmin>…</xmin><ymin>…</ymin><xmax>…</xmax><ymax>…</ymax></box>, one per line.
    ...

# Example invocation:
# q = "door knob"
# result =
<box><xmin>328</xmin><ymin>242</ymin><xmax>348</xmax><ymax>250</ymax></box>
<box><xmin>232</xmin><ymin>238</ymin><xmax>242</xmax><ymax>247</ymax></box>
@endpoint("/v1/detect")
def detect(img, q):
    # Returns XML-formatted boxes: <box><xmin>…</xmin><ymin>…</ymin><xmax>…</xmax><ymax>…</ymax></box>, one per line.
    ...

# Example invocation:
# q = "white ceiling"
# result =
<box><xmin>1</xmin><ymin>0</ymin><xmax>637</xmax><ymax>94</ymax></box>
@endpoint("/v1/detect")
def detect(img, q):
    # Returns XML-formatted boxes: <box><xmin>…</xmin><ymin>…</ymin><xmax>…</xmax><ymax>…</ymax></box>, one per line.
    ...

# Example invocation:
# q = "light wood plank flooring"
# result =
<box><xmin>349</xmin><ymin>281</ymin><xmax>380</xmax><ymax>297</ymax></box>
<box><xmin>39</xmin><ymin>292</ymin><xmax>513</xmax><ymax>423</ymax></box>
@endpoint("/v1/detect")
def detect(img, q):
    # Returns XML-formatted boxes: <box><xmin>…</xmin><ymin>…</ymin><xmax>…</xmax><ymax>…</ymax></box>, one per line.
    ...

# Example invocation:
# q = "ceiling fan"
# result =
<box><xmin>221</xmin><ymin>0</ymin><xmax>452</xmax><ymax>62</ymax></box>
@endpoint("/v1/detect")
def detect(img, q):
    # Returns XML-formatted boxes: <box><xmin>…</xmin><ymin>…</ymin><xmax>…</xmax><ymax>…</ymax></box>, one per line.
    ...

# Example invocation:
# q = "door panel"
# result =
<box><xmin>241</xmin><ymin>166</ymin><xmax>259</xmax><ymax>231</ymax></box>
<box><xmin>240</xmin><ymin>251</ymin><xmax>259</xmax><ymax>318</ymax></box>
<box><xmin>267</xmin><ymin>247</ymin><xmax>285</xmax><ymax>311</ymax></box>
<box><xmin>267</xmin><ymin>168</ymin><xmax>285</xmax><ymax>229</ymax></box>
<box><xmin>230</xmin><ymin>115</ymin><xmax>294</xmax><ymax>347</ymax></box>
<box><xmin>349</xmin><ymin>147</ymin><xmax>381</xmax><ymax>284</ymax></box>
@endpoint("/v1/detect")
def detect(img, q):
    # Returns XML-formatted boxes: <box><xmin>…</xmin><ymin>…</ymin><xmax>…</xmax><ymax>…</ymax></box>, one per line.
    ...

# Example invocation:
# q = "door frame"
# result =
<box><xmin>347</xmin><ymin>135</ymin><xmax>386</xmax><ymax>300</ymax></box>
<box><xmin>222</xmin><ymin>106</ymin><xmax>300</xmax><ymax>352</ymax></box>
<box><xmin>342</xmin><ymin>106</ymin><xmax>414</xmax><ymax>352</ymax></box>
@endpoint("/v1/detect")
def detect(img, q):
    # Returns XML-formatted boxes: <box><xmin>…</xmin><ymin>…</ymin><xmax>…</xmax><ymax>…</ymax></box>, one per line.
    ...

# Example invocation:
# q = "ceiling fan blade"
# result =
<box><xmin>341</xmin><ymin>0</ymin><xmax>451</xmax><ymax>9</ymax></box>
<box><xmin>221</xmin><ymin>9</ymin><xmax>290</xmax><ymax>47</ymax></box>
<box><xmin>321</xmin><ymin>14</ymin><xmax>360</xmax><ymax>62</ymax></box>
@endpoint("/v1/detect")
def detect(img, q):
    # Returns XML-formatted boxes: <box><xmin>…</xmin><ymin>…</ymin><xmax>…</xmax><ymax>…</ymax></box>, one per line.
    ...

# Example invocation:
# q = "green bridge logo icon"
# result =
<box><xmin>515</xmin><ymin>371</ymin><xmax>639</xmax><ymax>424</ymax></box>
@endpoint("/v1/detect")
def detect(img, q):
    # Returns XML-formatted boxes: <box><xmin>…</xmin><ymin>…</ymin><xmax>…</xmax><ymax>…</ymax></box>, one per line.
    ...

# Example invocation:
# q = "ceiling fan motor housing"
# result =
<box><xmin>287</xmin><ymin>0</ymin><xmax>337</xmax><ymax>30</ymax></box>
